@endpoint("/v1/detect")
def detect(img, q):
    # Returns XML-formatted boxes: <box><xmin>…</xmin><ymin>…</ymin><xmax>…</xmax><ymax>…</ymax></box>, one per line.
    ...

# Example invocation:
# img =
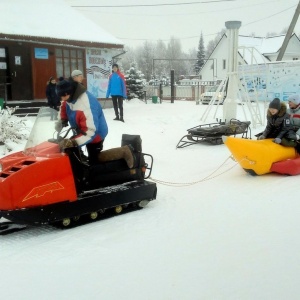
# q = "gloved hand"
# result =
<box><xmin>55</xmin><ymin>119</ymin><xmax>68</xmax><ymax>132</ymax></box>
<box><xmin>59</xmin><ymin>139</ymin><xmax>77</xmax><ymax>150</ymax></box>
<box><xmin>257</xmin><ymin>135</ymin><xmax>266</xmax><ymax>140</ymax></box>
<box><xmin>273</xmin><ymin>138</ymin><xmax>282</xmax><ymax>144</ymax></box>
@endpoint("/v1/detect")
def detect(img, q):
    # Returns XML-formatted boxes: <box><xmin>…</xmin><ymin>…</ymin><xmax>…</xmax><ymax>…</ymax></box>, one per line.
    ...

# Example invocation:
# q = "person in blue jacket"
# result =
<box><xmin>106</xmin><ymin>63</ymin><xmax>127</xmax><ymax>122</ymax></box>
<box><xmin>55</xmin><ymin>79</ymin><xmax>108</xmax><ymax>164</ymax></box>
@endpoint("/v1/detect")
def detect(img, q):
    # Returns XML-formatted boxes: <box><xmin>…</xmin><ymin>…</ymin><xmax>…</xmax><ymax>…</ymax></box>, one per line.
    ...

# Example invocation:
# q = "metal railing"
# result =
<box><xmin>143</xmin><ymin>85</ymin><xmax>204</xmax><ymax>101</ymax></box>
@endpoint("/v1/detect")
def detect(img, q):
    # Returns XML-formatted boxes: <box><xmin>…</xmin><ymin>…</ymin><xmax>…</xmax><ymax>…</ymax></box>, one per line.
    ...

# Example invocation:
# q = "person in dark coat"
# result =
<box><xmin>257</xmin><ymin>97</ymin><xmax>295</xmax><ymax>146</ymax></box>
<box><xmin>46</xmin><ymin>76</ymin><xmax>60</xmax><ymax>120</ymax></box>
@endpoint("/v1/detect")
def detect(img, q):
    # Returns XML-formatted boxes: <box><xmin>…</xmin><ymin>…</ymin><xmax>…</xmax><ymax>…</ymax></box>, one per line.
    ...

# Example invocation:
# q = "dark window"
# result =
<box><xmin>55</xmin><ymin>48</ymin><xmax>84</xmax><ymax>78</ymax></box>
<box><xmin>223</xmin><ymin>59</ymin><xmax>226</xmax><ymax>70</ymax></box>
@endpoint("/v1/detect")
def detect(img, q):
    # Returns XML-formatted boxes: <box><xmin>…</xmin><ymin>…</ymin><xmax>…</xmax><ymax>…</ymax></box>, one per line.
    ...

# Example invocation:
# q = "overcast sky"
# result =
<box><xmin>66</xmin><ymin>0</ymin><xmax>300</xmax><ymax>52</ymax></box>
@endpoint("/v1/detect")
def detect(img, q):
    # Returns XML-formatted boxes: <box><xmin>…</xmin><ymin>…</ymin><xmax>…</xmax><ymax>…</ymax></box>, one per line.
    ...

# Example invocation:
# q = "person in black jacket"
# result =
<box><xmin>257</xmin><ymin>97</ymin><xmax>296</xmax><ymax>146</ymax></box>
<box><xmin>46</xmin><ymin>76</ymin><xmax>60</xmax><ymax>120</ymax></box>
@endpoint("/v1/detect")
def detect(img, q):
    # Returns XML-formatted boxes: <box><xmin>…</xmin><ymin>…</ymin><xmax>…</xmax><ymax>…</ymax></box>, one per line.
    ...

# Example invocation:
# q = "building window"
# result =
<box><xmin>223</xmin><ymin>59</ymin><xmax>226</xmax><ymax>70</ymax></box>
<box><xmin>293</xmin><ymin>58</ymin><xmax>298</xmax><ymax>60</ymax></box>
<box><xmin>55</xmin><ymin>48</ymin><xmax>84</xmax><ymax>78</ymax></box>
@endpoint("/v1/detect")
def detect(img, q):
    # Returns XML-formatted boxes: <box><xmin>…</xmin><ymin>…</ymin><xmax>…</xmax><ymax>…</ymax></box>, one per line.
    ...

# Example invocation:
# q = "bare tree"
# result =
<box><xmin>166</xmin><ymin>36</ymin><xmax>185</xmax><ymax>80</ymax></box>
<box><xmin>154</xmin><ymin>39</ymin><xmax>168</xmax><ymax>78</ymax></box>
<box><xmin>121</xmin><ymin>46</ymin><xmax>136</xmax><ymax>72</ymax></box>
<box><xmin>206</xmin><ymin>28</ymin><xmax>226</xmax><ymax>58</ymax></box>
<box><xmin>134</xmin><ymin>41</ymin><xmax>155</xmax><ymax>81</ymax></box>
<box><xmin>266</xmin><ymin>31</ymin><xmax>279</xmax><ymax>37</ymax></box>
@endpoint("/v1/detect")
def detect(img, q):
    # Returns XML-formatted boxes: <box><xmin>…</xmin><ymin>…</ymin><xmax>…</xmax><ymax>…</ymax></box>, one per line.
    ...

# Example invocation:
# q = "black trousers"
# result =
<box><xmin>86</xmin><ymin>140</ymin><xmax>104</xmax><ymax>165</ymax></box>
<box><xmin>112</xmin><ymin>96</ymin><xmax>124</xmax><ymax>118</ymax></box>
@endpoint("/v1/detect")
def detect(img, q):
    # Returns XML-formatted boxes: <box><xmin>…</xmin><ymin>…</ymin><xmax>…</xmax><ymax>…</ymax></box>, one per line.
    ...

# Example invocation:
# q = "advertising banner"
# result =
<box><xmin>268</xmin><ymin>60</ymin><xmax>300</xmax><ymax>101</ymax></box>
<box><xmin>86</xmin><ymin>48</ymin><xmax>113</xmax><ymax>98</ymax></box>
<box><xmin>238</xmin><ymin>64</ymin><xmax>267</xmax><ymax>101</ymax></box>
<box><xmin>239</xmin><ymin>61</ymin><xmax>300</xmax><ymax>102</ymax></box>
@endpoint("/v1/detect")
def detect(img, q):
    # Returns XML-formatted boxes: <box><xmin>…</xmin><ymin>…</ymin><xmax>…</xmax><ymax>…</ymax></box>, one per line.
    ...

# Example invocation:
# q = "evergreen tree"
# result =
<box><xmin>194</xmin><ymin>32</ymin><xmax>205</xmax><ymax>75</ymax></box>
<box><xmin>125</xmin><ymin>62</ymin><xmax>145</xmax><ymax>100</ymax></box>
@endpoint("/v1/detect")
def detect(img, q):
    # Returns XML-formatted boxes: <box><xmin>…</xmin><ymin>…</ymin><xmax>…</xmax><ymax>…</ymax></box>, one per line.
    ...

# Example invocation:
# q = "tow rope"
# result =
<box><xmin>148</xmin><ymin>155</ymin><xmax>239</xmax><ymax>187</ymax></box>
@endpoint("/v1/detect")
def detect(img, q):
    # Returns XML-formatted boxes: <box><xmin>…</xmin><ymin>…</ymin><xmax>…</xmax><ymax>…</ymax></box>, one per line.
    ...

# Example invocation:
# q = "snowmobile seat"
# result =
<box><xmin>87</xmin><ymin>134</ymin><xmax>146</xmax><ymax>189</ymax></box>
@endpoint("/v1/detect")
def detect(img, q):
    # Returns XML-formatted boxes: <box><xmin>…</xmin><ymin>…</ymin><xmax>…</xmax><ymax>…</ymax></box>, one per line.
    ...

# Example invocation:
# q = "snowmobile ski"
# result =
<box><xmin>0</xmin><ymin>221</ymin><xmax>27</xmax><ymax>235</ymax></box>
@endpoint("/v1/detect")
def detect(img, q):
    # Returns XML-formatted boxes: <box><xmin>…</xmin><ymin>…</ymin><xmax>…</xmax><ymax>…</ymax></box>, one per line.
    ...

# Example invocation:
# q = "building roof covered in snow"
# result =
<box><xmin>0</xmin><ymin>0</ymin><xmax>123</xmax><ymax>48</ymax></box>
<box><xmin>199</xmin><ymin>32</ymin><xmax>300</xmax><ymax>82</ymax></box>
<box><xmin>238</xmin><ymin>35</ymin><xmax>287</xmax><ymax>64</ymax></box>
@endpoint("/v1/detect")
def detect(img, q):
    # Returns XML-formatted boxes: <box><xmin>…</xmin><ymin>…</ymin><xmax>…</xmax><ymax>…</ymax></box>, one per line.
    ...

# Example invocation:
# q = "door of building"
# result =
<box><xmin>8</xmin><ymin>45</ymin><xmax>32</xmax><ymax>100</ymax></box>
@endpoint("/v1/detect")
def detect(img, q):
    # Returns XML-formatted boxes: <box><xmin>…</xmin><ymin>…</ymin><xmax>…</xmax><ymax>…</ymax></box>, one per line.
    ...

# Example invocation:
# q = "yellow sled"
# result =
<box><xmin>222</xmin><ymin>136</ymin><xmax>298</xmax><ymax>175</ymax></box>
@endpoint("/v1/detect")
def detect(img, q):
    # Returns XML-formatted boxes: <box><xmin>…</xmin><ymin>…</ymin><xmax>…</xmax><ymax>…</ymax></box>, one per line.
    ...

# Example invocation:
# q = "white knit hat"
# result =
<box><xmin>288</xmin><ymin>94</ymin><xmax>300</xmax><ymax>105</ymax></box>
<box><xmin>71</xmin><ymin>70</ymin><xmax>83</xmax><ymax>77</ymax></box>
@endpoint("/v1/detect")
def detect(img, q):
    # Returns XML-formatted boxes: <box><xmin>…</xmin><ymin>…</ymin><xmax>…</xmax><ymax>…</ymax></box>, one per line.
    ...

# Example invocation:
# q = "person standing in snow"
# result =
<box><xmin>46</xmin><ymin>76</ymin><xmax>60</xmax><ymax>120</ymax></box>
<box><xmin>55</xmin><ymin>79</ymin><xmax>108</xmax><ymax>164</ymax></box>
<box><xmin>257</xmin><ymin>97</ymin><xmax>295</xmax><ymax>146</ymax></box>
<box><xmin>106</xmin><ymin>63</ymin><xmax>127</xmax><ymax>122</ymax></box>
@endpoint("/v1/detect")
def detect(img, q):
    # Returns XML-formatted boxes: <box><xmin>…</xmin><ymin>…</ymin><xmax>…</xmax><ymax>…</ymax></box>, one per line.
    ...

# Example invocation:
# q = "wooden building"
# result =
<box><xmin>0</xmin><ymin>0</ymin><xmax>124</xmax><ymax>103</ymax></box>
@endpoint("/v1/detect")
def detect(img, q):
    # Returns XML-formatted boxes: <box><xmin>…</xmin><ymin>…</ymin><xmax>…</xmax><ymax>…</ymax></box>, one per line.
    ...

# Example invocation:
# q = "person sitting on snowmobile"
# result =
<box><xmin>55</xmin><ymin>79</ymin><xmax>134</xmax><ymax>168</ymax></box>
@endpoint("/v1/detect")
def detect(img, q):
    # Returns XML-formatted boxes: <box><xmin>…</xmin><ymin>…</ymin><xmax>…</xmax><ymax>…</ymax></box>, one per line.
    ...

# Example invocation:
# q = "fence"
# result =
<box><xmin>144</xmin><ymin>84</ymin><xmax>206</xmax><ymax>101</ymax></box>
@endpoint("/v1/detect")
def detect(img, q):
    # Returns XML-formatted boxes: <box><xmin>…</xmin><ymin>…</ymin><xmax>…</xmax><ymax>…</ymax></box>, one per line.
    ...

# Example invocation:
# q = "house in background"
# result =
<box><xmin>200</xmin><ymin>33</ymin><xmax>300</xmax><ymax>82</ymax></box>
<box><xmin>0</xmin><ymin>0</ymin><xmax>124</xmax><ymax>102</ymax></box>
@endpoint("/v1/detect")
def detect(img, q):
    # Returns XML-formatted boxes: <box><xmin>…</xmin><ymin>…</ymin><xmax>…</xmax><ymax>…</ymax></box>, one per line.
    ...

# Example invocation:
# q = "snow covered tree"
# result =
<box><xmin>0</xmin><ymin>107</ymin><xmax>29</xmax><ymax>154</ymax></box>
<box><xmin>194</xmin><ymin>32</ymin><xmax>205</xmax><ymax>75</ymax></box>
<box><xmin>125</xmin><ymin>62</ymin><xmax>145</xmax><ymax>100</ymax></box>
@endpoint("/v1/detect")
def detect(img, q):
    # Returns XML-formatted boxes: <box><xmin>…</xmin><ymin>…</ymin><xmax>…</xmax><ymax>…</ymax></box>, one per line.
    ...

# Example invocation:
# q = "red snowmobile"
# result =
<box><xmin>0</xmin><ymin>107</ymin><xmax>157</xmax><ymax>233</ymax></box>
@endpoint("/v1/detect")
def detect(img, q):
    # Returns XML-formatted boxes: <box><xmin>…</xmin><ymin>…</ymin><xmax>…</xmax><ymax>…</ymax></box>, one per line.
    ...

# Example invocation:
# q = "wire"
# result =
<box><xmin>72</xmin><ymin>0</ymin><xmax>236</xmax><ymax>8</ymax></box>
<box><xmin>115</xmin><ymin>4</ymin><xmax>296</xmax><ymax>42</ymax></box>
<box><xmin>74</xmin><ymin>0</ymin><xmax>285</xmax><ymax>17</ymax></box>
<box><xmin>117</xmin><ymin>32</ymin><xmax>219</xmax><ymax>42</ymax></box>
<box><xmin>243</xmin><ymin>4</ymin><xmax>296</xmax><ymax>27</ymax></box>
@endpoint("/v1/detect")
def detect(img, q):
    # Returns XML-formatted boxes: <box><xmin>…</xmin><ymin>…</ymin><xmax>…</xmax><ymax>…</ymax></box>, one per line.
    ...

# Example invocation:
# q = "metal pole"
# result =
<box><xmin>171</xmin><ymin>69</ymin><xmax>175</xmax><ymax>103</ymax></box>
<box><xmin>223</xmin><ymin>21</ymin><xmax>242</xmax><ymax>123</ymax></box>
<box><xmin>276</xmin><ymin>1</ymin><xmax>300</xmax><ymax>61</ymax></box>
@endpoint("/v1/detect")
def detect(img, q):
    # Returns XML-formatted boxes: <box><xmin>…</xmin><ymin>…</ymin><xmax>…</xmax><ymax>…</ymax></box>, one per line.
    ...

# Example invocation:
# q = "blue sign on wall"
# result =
<box><xmin>34</xmin><ymin>48</ymin><xmax>49</xmax><ymax>59</ymax></box>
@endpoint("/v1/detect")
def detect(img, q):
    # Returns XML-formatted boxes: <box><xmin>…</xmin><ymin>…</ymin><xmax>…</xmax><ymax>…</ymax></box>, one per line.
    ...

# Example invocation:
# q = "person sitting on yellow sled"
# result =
<box><xmin>257</xmin><ymin>97</ymin><xmax>297</xmax><ymax>147</ymax></box>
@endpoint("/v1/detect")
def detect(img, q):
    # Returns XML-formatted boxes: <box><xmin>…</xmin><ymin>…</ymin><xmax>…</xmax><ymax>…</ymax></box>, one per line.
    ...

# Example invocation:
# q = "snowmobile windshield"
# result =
<box><xmin>23</xmin><ymin>107</ymin><xmax>63</xmax><ymax>157</ymax></box>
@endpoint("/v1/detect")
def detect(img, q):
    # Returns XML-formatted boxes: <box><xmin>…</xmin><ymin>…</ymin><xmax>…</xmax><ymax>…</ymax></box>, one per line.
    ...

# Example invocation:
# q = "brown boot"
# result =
<box><xmin>98</xmin><ymin>145</ymin><xmax>134</xmax><ymax>168</ymax></box>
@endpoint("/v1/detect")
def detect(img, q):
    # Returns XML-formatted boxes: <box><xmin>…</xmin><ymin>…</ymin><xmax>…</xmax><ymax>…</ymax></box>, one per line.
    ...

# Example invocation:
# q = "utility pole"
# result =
<box><xmin>223</xmin><ymin>21</ymin><xmax>241</xmax><ymax>123</ymax></box>
<box><xmin>276</xmin><ymin>1</ymin><xmax>300</xmax><ymax>61</ymax></box>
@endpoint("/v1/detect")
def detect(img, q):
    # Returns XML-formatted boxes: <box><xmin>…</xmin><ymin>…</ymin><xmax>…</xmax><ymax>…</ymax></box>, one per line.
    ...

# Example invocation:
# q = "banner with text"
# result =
<box><xmin>86</xmin><ymin>48</ymin><xmax>113</xmax><ymax>98</ymax></box>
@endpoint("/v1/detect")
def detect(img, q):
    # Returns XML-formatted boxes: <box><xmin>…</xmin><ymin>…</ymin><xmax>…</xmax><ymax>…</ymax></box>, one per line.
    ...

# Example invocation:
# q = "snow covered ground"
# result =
<box><xmin>1</xmin><ymin>99</ymin><xmax>300</xmax><ymax>300</ymax></box>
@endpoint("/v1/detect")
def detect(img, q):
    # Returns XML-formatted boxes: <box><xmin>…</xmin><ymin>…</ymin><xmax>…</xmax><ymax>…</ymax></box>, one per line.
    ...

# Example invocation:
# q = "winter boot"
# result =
<box><xmin>98</xmin><ymin>145</ymin><xmax>134</xmax><ymax>168</ymax></box>
<box><xmin>113</xmin><ymin>116</ymin><xmax>119</xmax><ymax>121</ymax></box>
<box><xmin>120</xmin><ymin>116</ymin><xmax>124</xmax><ymax>122</ymax></box>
